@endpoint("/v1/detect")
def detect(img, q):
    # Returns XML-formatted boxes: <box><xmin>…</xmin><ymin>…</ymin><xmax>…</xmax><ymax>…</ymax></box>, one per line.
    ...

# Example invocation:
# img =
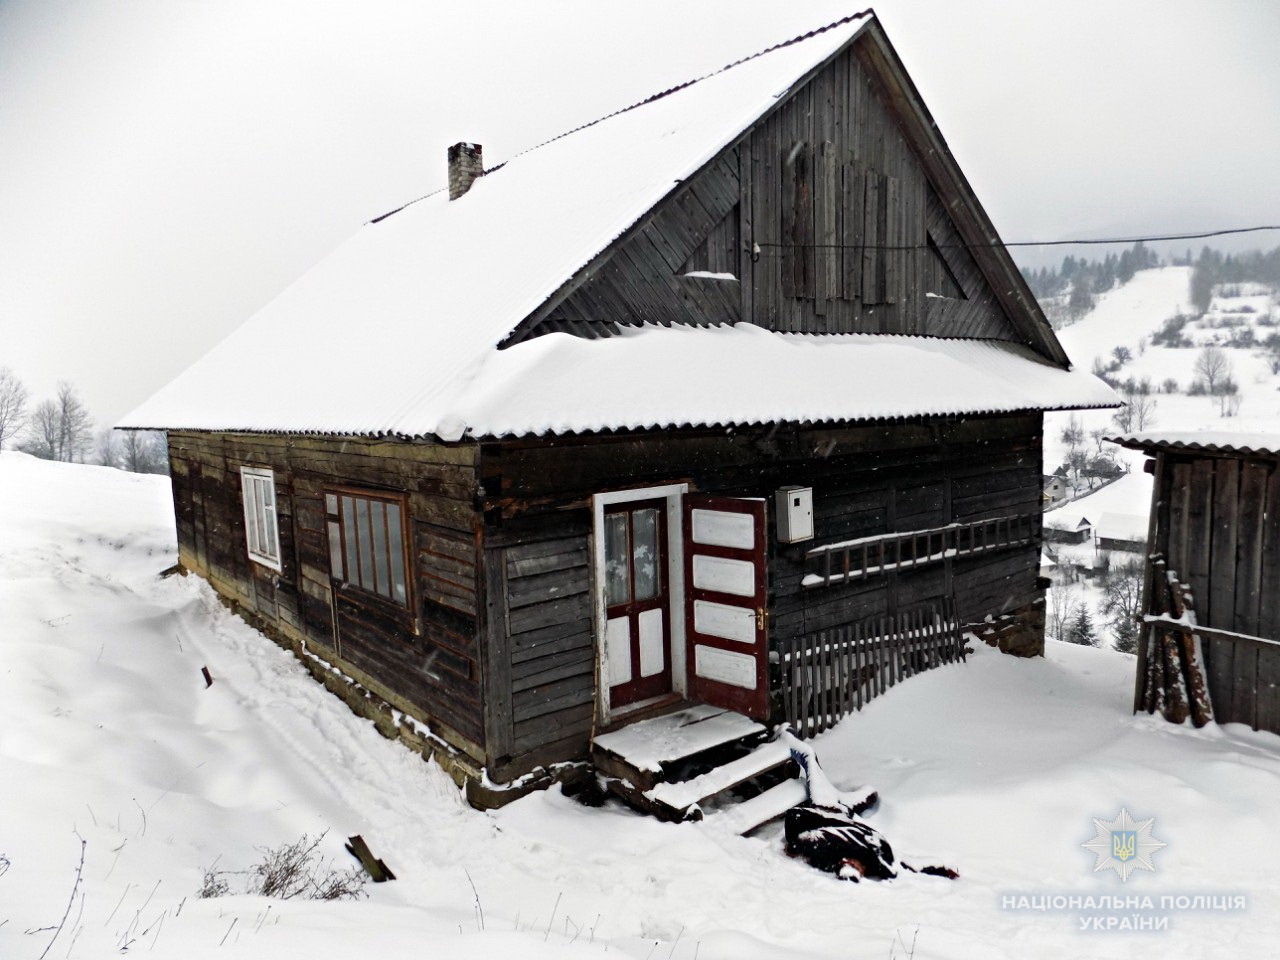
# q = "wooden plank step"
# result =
<box><xmin>592</xmin><ymin>706</ymin><xmax>767</xmax><ymax>775</ymax></box>
<box><xmin>703</xmin><ymin>778</ymin><xmax>809</xmax><ymax>836</ymax></box>
<box><xmin>645</xmin><ymin>740</ymin><xmax>793</xmax><ymax>812</ymax></box>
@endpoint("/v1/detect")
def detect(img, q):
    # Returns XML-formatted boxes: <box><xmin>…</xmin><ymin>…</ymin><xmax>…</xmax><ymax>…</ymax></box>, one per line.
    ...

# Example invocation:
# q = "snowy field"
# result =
<box><xmin>5</xmin><ymin>451</ymin><xmax>1280</xmax><ymax>958</ymax></box>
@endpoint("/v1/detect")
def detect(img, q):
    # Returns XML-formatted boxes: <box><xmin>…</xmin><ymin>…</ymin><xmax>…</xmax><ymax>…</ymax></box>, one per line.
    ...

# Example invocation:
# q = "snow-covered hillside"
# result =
<box><xmin>5</xmin><ymin>453</ymin><xmax>1280</xmax><ymax>958</ymax></box>
<box><xmin>1048</xmin><ymin>266</ymin><xmax>1280</xmax><ymax>473</ymax></box>
<box><xmin>1043</xmin><ymin>265</ymin><xmax>1280</xmax><ymax>650</ymax></box>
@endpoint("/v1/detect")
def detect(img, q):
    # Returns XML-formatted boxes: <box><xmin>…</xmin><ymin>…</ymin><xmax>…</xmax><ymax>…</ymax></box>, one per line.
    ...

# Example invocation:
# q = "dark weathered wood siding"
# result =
<box><xmin>479</xmin><ymin>413</ymin><xmax>1044</xmax><ymax>778</ymax></box>
<box><xmin>167</xmin><ymin>432</ymin><xmax>487</xmax><ymax>758</ymax></box>
<box><xmin>1152</xmin><ymin>450</ymin><xmax>1280</xmax><ymax>730</ymax></box>
<box><xmin>512</xmin><ymin>43</ymin><xmax>1023</xmax><ymax>346</ymax></box>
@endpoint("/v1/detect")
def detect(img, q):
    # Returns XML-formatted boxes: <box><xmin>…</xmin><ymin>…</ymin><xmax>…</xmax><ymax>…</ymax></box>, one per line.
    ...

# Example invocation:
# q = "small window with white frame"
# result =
<box><xmin>240</xmin><ymin>466</ymin><xmax>282</xmax><ymax>572</ymax></box>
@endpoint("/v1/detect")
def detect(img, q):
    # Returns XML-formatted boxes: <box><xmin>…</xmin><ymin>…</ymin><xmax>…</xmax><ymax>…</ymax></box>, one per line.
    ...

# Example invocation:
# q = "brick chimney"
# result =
<box><xmin>447</xmin><ymin>142</ymin><xmax>483</xmax><ymax>200</ymax></box>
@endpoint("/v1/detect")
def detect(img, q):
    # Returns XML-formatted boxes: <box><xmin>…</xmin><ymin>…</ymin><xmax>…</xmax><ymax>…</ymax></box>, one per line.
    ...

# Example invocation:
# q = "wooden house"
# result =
<box><xmin>1107</xmin><ymin>432</ymin><xmax>1280</xmax><ymax>735</ymax></box>
<box><xmin>1094</xmin><ymin>511</ymin><xmax>1147</xmax><ymax>553</ymax></box>
<box><xmin>121</xmin><ymin>14</ymin><xmax>1115</xmax><ymax>810</ymax></box>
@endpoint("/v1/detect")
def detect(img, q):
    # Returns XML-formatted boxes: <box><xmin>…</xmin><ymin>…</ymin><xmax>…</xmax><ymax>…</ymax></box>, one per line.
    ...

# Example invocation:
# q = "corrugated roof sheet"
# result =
<box><xmin>1106</xmin><ymin>432</ymin><xmax>1280</xmax><ymax>458</ymax></box>
<box><xmin>436</xmin><ymin>325</ymin><xmax>1118</xmax><ymax>440</ymax></box>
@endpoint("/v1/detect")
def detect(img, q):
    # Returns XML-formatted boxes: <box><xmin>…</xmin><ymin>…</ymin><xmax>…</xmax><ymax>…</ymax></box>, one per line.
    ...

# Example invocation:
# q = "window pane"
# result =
<box><xmin>632</xmin><ymin>508</ymin><xmax>660</xmax><ymax>601</ymax></box>
<box><xmin>327</xmin><ymin>520</ymin><xmax>344</xmax><ymax>577</ymax></box>
<box><xmin>263</xmin><ymin>499</ymin><xmax>278</xmax><ymax>561</ymax></box>
<box><xmin>325</xmin><ymin>493</ymin><xmax>338</xmax><ymax>515</ymax></box>
<box><xmin>342</xmin><ymin>496</ymin><xmax>358</xmax><ymax>584</ymax></box>
<box><xmin>387</xmin><ymin>503</ymin><xmax>407</xmax><ymax>605</ymax></box>
<box><xmin>355</xmin><ymin>498</ymin><xmax>374</xmax><ymax>591</ymax></box>
<box><xmin>604</xmin><ymin>513</ymin><xmax>630</xmax><ymax>606</ymax></box>
<box><xmin>252</xmin><ymin>478</ymin><xmax>266</xmax><ymax>555</ymax></box>
<box><xmin>371</xmin><ymin>500</ymin><xmax>390</xmax><ymax>597</ymax></box>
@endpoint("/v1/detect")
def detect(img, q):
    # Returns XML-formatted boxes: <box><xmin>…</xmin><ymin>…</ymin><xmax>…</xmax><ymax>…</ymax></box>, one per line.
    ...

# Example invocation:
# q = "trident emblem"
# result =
<box><xmin>1111</xmin><ymin>831</ymin><xmax>1137</xmax><ymax>862</ymax></box>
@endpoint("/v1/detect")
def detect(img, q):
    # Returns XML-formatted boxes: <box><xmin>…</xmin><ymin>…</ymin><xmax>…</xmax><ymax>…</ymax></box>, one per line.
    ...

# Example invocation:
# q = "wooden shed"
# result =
<box><xmin>1107</xmin><ymin>432</ymin><xmax>1280</xmax><ymax>735</ymax></box>
<box><xmin>122</xmin><ymin>14</ymin><xmax>1115</xmax><ymax>810</ymax></box>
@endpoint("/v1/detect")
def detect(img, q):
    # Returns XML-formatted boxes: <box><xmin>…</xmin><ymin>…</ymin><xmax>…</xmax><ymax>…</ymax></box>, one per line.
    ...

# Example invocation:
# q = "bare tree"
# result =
<box><xmin>1193</xmin><ymin>344</ymin><xmax>1230</xmax><ymax>396</ymax></box>
<box><xmin>95</xmin><ymin>429</ymin><xmax>120</xmax><ymax>468</ymax></box>
<box><xmin>21</xmin><ymin>382</ymin><xmax>93</xmax><ymax>462</ymax></box>
<box><xmin>1101</xmin><ymin>559</ymin><xmax>1143</xmax><ymax>654</ymax></box>
<box><xmin>1047</xmin><ymin>585</ymin><xmax>1078</xmax><ymax>644</ymax></box>
<box><xmin>1129</xmin><ymin>390</ymin><xmax>1157</xmax><ymax>430</ymax></box>
<box><xmin>1111</xmin><ymin>385</ymin><xmax>1158</xmax><ymax>433</ymax></box>
<box><xmin>119</xmin><ymin>429</ymin><xmax>169</xmax><ymax>474</ymax></box>
<box><xmin>0</xmin><ymin>367</ymin><xmax>28</xmax><ymax>451</ymax></box>
<box><xmin>22</xmin><ymin>399</ymin><xmax>61</xmax><ymax>460</ymax></box>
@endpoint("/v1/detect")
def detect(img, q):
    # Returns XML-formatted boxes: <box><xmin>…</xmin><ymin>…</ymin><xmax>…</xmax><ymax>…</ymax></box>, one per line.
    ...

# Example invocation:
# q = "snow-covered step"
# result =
<box><xmin>593</xmin><ymin>705</ymin><xmax>767</xmax><ymax>774</ymax></box>
<box><xmin>645</xmin><ymin>739</ymin><xmax>793</xmax><ymax>813</ymax></box>
<box><xmin>703</xmin><ymin>777</ymin><xmax>809</xmax><ymax>836</ymax></box>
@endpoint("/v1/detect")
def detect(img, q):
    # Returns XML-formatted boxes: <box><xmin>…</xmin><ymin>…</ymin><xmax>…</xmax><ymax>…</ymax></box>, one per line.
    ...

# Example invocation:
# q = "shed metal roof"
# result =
<box><xmin>1106</xmin><ymin>432</ymin><xmax>1280</xmax><ymax>458</ymax></box>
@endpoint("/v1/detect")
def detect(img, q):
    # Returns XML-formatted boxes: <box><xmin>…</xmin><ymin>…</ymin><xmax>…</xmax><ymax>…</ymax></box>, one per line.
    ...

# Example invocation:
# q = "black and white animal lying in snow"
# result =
<box><xmin>783</xmin><ymin>805</ymin><xmax>959</xmax><ymax>883</ymax></box>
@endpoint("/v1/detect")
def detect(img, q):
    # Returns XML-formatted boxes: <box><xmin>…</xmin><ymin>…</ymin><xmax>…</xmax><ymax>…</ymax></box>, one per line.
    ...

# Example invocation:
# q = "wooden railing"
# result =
<box><xmin>803</xmin><ymin>513</ymin><xmax>1040</xmax><ymax>589</ymax></box>
<box><xmin>781</xmin><ymin>600</ymin><xmax>966</xmax><ymax>739</ymax></box>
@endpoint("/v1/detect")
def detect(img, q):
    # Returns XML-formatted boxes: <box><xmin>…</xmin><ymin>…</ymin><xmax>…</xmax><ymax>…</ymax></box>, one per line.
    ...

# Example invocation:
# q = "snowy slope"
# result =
<box><xmin>1047</xmin><ymin>266</ymin><xmax>1280</xmax><ymax>475</ymax></box>
<box><xmin>5</xmin><ymin>452</ymin><xmax>1280</xmax><ymax>958</ymax></box>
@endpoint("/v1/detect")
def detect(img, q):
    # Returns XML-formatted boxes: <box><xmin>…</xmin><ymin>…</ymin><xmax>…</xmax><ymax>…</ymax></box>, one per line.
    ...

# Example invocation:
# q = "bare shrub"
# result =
<box><xmin>199</xmin><ymin>833</ymin><xmax>366</xmax><ymax>901</ymax></box>
<box><xmin>198</xmin><ymin>864</ymin><xmax>230</xmax><ymax>899</ymax></box>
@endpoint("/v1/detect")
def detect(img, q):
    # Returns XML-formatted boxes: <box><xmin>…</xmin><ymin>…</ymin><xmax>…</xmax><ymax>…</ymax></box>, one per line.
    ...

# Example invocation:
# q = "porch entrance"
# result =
<box><xmin>593</xmin><ymin>486</ymin><xmax>770</xmax><ymax>724</ymax></box>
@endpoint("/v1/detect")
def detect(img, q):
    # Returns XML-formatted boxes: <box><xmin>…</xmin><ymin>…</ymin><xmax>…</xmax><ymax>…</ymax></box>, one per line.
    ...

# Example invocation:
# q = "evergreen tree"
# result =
<box><xmin>1065</xmin><ymin>605</ymin><xmax>1098</xmax><ymax>646</ymax></box>
<box><xmin>1113</xmin><ymin>620</ymin><xmax>1138</xmax><ymax>655</ymax></box>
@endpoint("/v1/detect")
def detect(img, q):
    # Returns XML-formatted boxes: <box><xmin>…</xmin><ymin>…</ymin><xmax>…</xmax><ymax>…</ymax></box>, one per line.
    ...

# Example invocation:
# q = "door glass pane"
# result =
<box><xmin>370</xmin><ymin>500</ymin><xmax>390</xmax><ymax>597</ymax></box>
<box><xmin>355</xmin><ymin>498</ymin><xmax>374</xmax><ymax>590</ymax></box>
<box><xmin>604</xmin><ymin>513</ymin><xmax>630</xmax><ymax>606</ymax></box>
<box><xmin>632</xmin><ymin>508</ymin><xmax>660</xmax><ymax>601</ymax></box>
<box><xmin>341</xmin><ymin>497</ymin><xmax>358</xmax><ymax>584</ymax></box>
<box><xmin>387</xmin><ymin>502</ymin><xmax>407</xmax><ymax>605</ymax></box>
<box><xmin>327</xmin><ymin>520</ymin><xmax>344</xmax><ymax>577</ymax></box>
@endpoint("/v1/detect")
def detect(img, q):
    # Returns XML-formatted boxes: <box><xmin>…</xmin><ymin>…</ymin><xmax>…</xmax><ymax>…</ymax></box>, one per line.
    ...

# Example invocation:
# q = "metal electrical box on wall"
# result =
<box><xmin>775</xmin><ymin>485</ymin><xmax>814</xmax><ymax>543</ymax></box>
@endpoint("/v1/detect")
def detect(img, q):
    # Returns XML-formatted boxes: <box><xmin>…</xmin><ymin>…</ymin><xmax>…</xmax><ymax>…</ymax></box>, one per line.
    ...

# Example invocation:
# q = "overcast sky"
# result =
<box><xmin>2</xmin><ymin>0</ymin><xmax>1278</xmax><ymax>428</ymax></box>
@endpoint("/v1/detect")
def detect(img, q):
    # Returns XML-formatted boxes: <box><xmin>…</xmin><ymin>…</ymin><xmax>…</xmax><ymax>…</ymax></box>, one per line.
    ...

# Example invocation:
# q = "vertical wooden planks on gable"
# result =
<box><xmin>738</xmin><ymin>145</ymin><xmax>755</xmax><ymax>324</ymax></box>
<box><xmin>816</xmin><ymin>140</ymin><xmax>839</xmax><ymax>316</ymax></box>
<box><xmin>861</xmin><ymin>172</ymin><xmax>882</xmax><ymax>310</ymax></box>
<box><xmin>840</xmin><ymin>162</ymin><xmax>863</xmax><ymax>311</ymax></box>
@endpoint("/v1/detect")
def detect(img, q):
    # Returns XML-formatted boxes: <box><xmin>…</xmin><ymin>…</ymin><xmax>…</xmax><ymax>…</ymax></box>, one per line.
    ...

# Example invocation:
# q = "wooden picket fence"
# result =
<box><xmin>781</xmin><ymin>600</ymin><xmax>966</xmax><ymax>739</ymax></box>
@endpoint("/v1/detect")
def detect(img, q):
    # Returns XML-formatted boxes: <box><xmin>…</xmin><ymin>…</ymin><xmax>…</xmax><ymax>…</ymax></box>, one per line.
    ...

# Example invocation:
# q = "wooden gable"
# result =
<box><xmin>507</xmin><ymin>26</ymin><xmax>1064</xmax><ymax>363</ymax></box>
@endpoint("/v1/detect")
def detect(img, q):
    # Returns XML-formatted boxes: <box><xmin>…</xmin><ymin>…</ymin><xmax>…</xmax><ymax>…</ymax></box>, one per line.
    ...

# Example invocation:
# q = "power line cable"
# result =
<box><xmin>755</xmin><ymin>224</ymin><xmax>1280</xmax><ymax>255</ymax></box>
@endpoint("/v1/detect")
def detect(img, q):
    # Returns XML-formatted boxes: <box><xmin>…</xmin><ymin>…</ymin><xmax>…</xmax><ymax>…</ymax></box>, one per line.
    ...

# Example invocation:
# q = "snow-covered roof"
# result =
<box><xmin>1095</xmin><ymin>511</ymin><xmax>1148</xmax><ymax>543</ymax></box>
<box><xmin>1107</xmin><ymin>431</ymin><xmax>1280</xmax><ymax>458</ymax></box>
<box><xmin>430</xmin><ymin>326</ymin><xmax>1118</xmax><ymax>440</ymax></box>
<box><xmin>120</xmin><ymin>14</ymin><xmax>1112</xmax><ymax>441</ymax></box>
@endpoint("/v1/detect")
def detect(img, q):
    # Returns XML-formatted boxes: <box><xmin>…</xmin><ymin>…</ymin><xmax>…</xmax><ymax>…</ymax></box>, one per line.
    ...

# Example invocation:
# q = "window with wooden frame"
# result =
<box><xmin>324</xmin><ymin>489</ymin><xmax>411</xmax><ymax>608</ymax></box>
<box><xmin>240</xmin><ymin>466</ymin><xmax>282</xmax><ymax>572</ymax></box>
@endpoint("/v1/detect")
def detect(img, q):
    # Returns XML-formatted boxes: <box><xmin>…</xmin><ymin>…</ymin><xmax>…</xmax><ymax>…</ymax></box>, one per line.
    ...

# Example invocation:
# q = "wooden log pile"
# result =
<box><xmin>1138</xmin><ymin>559</ymin><xmax>1213</xmax><ymax>727</ymax></box>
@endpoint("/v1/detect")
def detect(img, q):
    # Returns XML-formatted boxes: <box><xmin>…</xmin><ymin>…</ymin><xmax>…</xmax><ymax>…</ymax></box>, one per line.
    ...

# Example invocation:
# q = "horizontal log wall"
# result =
<box><xmin>167</xmin><ymin>432</ymin><xmax>487</xmax><ymax>759</ymax></box>
<box><xmin>481</xmin><ymin>413</ymin><xmax>1044</xmax><ymax>776</ymax></box>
